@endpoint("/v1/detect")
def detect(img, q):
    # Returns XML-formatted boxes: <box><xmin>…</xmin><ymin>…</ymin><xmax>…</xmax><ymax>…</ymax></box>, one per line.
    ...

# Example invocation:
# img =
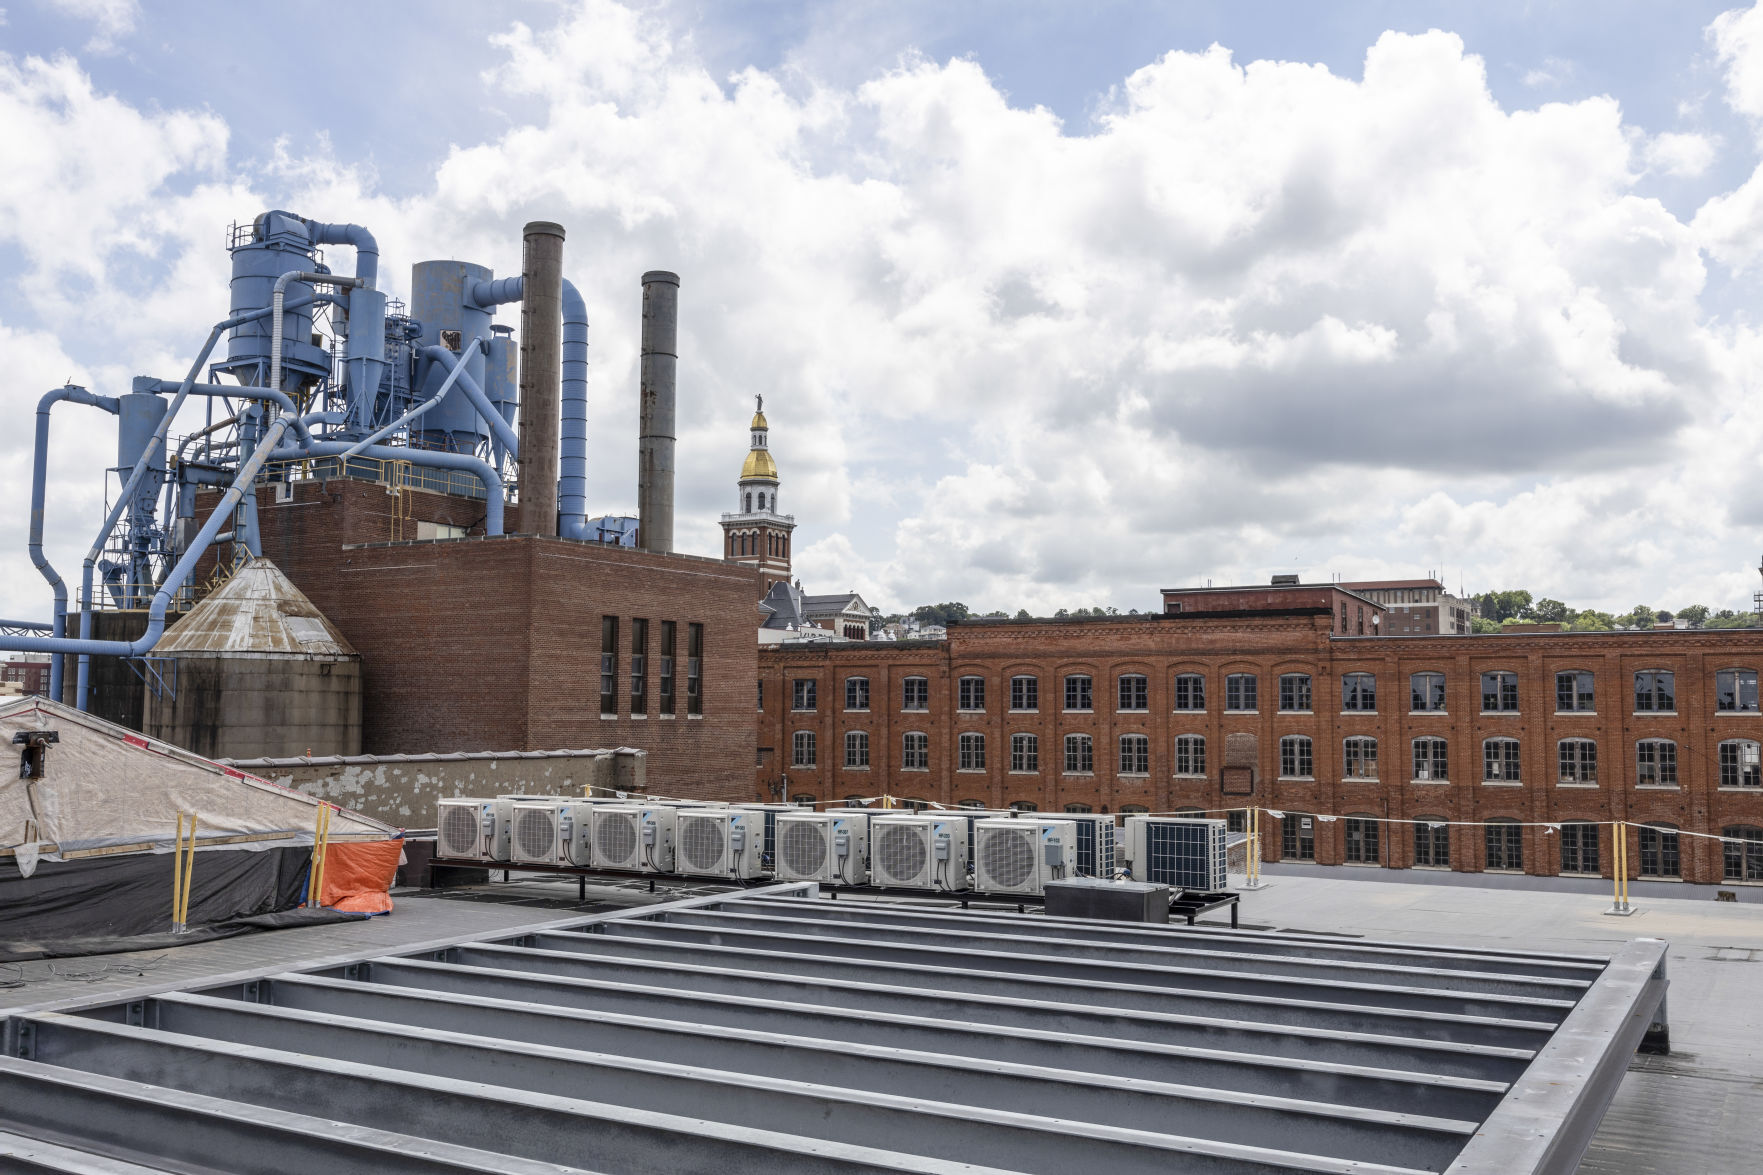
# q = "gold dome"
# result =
<box><xmin>741</xmin><ymin>447</ymin><xmax>779</xmax><ymax>481</ymax></box>
<box><xmin>751</xmin><ymin>409</ymin><xmax>769</xmax><ymax>430</ymax></box>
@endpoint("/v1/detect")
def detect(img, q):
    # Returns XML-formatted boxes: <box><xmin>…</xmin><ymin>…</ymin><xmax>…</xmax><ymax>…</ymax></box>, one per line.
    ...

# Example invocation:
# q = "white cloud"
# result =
<box><xmin>1713</xmin><ymin>2</ymin><xmax>1763</xmax><ymax>125</ymax></box>
<box><xmin>3</xmin><ymin>3</ymin><xmax>1761</xmax><ymax>626</ymax></box>
<box><xmin>41</xmin><ymin>0</ymin><xmax>138</xmax><ymax>53</ymax></box>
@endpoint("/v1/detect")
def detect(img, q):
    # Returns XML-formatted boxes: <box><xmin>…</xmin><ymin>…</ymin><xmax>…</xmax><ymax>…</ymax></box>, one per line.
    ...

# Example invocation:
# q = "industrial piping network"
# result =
<box><xmin>1</xmin><ymin>211</ymin><xmax>617</xmax><ymax>707</ymax></box>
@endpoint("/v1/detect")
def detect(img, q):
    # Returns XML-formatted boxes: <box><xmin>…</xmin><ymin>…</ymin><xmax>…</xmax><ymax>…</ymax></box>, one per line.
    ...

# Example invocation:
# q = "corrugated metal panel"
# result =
<box><xmin>0</xmin><ymin>885</ymin><xmax>1666</xmax><ymax>1174</ymax></box>
<box><xmin>151</xmin><ymin>558</ymin><xmax>356</xmax><ymax>658</ymax></box>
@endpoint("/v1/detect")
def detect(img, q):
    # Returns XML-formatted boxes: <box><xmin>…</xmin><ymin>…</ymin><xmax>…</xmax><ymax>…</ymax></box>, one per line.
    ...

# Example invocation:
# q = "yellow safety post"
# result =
<box><xmin>171</xmin><ymin>813</ymin><xmax>197</xmax><ymax>933</ymax></box>
<box><xmin>307</xmin><ymin>803</ymin><xmax>333</xmax><ymax>909</ymax></box>
<box><xmin>1607</xmin><ymin>820</ymin><xmax>1636</xmax><ymax>916</ymax></box>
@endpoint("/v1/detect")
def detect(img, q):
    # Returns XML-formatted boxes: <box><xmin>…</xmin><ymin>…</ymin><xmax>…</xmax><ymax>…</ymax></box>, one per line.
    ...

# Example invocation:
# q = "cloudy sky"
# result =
<box><xmin>7</xmin><ymin>0</ymin><xmax>1763</xmax><ymax>620</ymax></box>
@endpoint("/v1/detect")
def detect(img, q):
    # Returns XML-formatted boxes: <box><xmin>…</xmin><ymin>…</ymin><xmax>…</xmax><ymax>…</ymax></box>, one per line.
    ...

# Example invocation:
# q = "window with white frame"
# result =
<box><xmin>1342</xmin><ymin>672</ymin><xmax>1376</xmax><ymax>712</ymax></box>
<box><xmin>1010</xmin><ymin>675</ymin><xmax>1038</xmax><ymax>711</ymax></box>
<box><xmin>1637</xmin><ymin>739</ymin><xmax>1677</xmax><ymax>787</ymax></box>
<box><xmin>1639</xmin><ymin>823</ymin><xmax>1681</xmax><ymax>878</ymax></box>
<box><xmin>1064</xmin><ymin>734</ymin><xmax>1093</xmax><ymax>774</ymax></box>
<box><xmin>1560</xmin><ymin>822</ymin><xmax>1599</xmax><ymax>874</ymax></box>
<box><xmin>1413</xmin><ymin>737</ymin><xmax>1449</xmax><ymax>781</ymax></box>
<box><xmin>1724</xmin><ymin>825</ymin><xmax>1763</xmax><ymax>881</ymax></box>
<box><xmin>1721</xmin><ymin>740</ymin><xmax>1762</xmax><ymax>788</ymax></box>
<box><xmin>901</xmin><ymin>676</ymin><xmax>929</xmax><ymax>711</ymax></box>
<box><xmin>1175</xmin><ymin>734</ymin><xmax>1206</xmax><ymax>776</ymax></box>
<box><xmin>1279</xmin><ymin>673</ymin><xmax>1312</xmax><ymax>712</ymax></box>
<box><xmin>1343</xmin><ymin>736</ymin><xmax>1378</xmax><ymax>779</ymax></box>
<box><xmin>1717</xmin><ymin>668</ymin><xmax>1759</xmax><ymax>712</ymax></box>
<box><xmin>1174</xmin><ymin>673</ymin><xmax>1205</xmax><ymax>711</ymax></box>
<box><xmin>1558</xmin><ymin>739</ymin><xmax>1597</xmax><ymax>784</ymax></box>
<box><xmin>1118</xmin><ymin>674</ymin><xmax>1149</xmax><ymax>711</ymax></box>
<box><xmin>901</xmin><ymin>732</ymin><xmax>928</xmax><ymax>770</ymax></box>
<box><xmin>1485</xmin><ymin>819</ymin><xmax>1523</xmax><ymax>870</ymax></box>
<box><xmin>1411</xmin><ymin>672</ymin><xmax>1446</xmax><ymax>712</ymax></box>
<box><xmin>1280</xmin><ymin>735</ymin><xmax>1313</xmax><ymax>778</ymax></box>
<box><xmin>791</xmin><ymin>730</ymin><xmax>816</xmax><ymax>767</ymax></box>
<box><xmin>1345</xmin><ymin>816</ymin><xmax>1379</xmax><ymax>863</ymax></box>
<box><xmin>792</xmin><ymin>678</ymin><xmax>817</xmax><ymax>711</ymax></box>
<box><xmin>1483</xmin><ymin>737</ymin><xmax>1521</xmax><ymax>782</ymax></box>
<box><xmin>957</xmin><ymin>676</ymin><xmax>986</xmax><ymax>711</ymax></box>
<box><xmin>1226</xmin><ymin>673</ymin><xmax>1257</xmax><ymax>711</ymax></box>
<box><xmin>958</xmin><ymin>732</ymin><xmax>986</xmax><ymax>770</ymax></box>
<box><xmin>1010</xmin><ymin>733</ymin><xmax>1039</xmax><ymax>772</ymax></box>
<box><xmin>1634</xmin><ymin>670</ymin><xmax>1676</xmax><ymax>713</ymax></box>
<box><xmin>844</xmin><ymin>731</ymin><xmax>869</xmax><ymax>768</ymax></box>
<box><xmin>844</xmin><ymin>676</ymin><xmax>869</xmax><ymax>711</ymax></box>
<box><xmin>1064</xmin><ymin>674</ymin><xmax>1092</xmax><ymax>711</ymax></box>
<box><xmin>1556</xmin><ymin>670</ymin><xmax>1594</xmax><ymax>712</ymax></box>
<box><xmin>1414</xmin><ymin>820</ymin><xmax>1450</xmax><ymax>867</ymax></box>
<box><xmin>1119</xmin><ymin>734</ymin><xmax>1150</xmax><ymax>775</ymax></box>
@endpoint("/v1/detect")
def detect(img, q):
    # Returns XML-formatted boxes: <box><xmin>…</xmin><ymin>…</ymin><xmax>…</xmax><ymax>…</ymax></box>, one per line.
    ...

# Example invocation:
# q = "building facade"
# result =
<box><xmin>756</xmin><ymin>606</ymin><xmax>1763</xmax><ymax>885</ymax></box>
<box><xmin>720</xmin><ymin>397</ymin><xmax>795</xmax><ymax>592</ymax></box>
<box><xmin>1338</xmin><ymin>578</ymin><xmax>1476</xmax><ymax>636</ymax></box>
<box><xmin>1</xmin><ymin>659</ymin><xmax>50</xmax><ymax>696</ymax></box>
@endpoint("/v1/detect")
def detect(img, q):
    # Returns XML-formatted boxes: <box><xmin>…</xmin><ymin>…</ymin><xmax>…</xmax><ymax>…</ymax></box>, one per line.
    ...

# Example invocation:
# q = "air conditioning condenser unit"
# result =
<box><xmin>435</xmin><ymin>798</ymin><xmax>512</xmax><ymax>862</ymax></box>
<box><xmin>592</xmin><ymin>804</ymin><xmax>675</xmax><ymax>873</ymax></box>
<box><xmin>1122</xmin><ymin>816</ymin><xmax>1229</xmax><ymax>891</ymax></box>
<box><xmin>974</xmin><ymin>818</ymin><xmax>1076</xmax><ymax>895</ymax></box>
<box><xmin>775</xmin><ymin>811</ymin><xmax>870</xmax><ymax>885</ymax></box>
<box><xmin>675</xmin><ymin>809</ymin><xmax>765</xmax><ymax>879</ymax></box>
<box><xmin>870</xmin><ymin>815</ymin><xmax>968</xmax><ymax>891</ymax></box>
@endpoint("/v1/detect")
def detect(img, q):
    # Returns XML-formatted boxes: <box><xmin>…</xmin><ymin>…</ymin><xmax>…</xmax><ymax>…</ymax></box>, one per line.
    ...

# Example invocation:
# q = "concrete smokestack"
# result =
<box><xmin>638</xmin><ymin>270</ymin><xmax>678</xmax><ymax>554</ymax></box>
<box><xmin>518</xmin><ymin>221</ymin><xmax>565</xmax><ymax>536</ymax></box>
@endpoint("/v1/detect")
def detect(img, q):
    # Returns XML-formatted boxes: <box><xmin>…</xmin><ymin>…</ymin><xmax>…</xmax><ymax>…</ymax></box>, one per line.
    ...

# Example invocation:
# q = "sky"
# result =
<box><xmin>7</xmin><ymin>0</ymin><xmax>1763</xmax><ymax>620</ymax></box>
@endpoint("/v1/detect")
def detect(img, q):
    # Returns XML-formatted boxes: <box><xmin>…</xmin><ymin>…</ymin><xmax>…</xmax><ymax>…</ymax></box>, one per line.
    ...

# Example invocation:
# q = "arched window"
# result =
<box><xmin>957</xmin><ymin>799</ymin><xmax>986</xmax><ymax>809</ymax></box>
<box><xmin>901</xmin><ymin>677</ymin><xmax>929</xmax><ymax>711</ymax></box>
<box><xmin>957</xmin><ymin>675</ymin><xmax>986</xmax><ymax>711</ymax></box>
<box><xmin>1343</xmin><ymin>736</ymin><xmax>1377</xmax><ymax>779</ymax></box>
<box><xmin>899</xmin><ymin>798</ymin><xmax>929</xmax><ymax>812</ymax></box>
<box><xmin>957</xmin><ymin>732</ymin><xmax>986</xmax><ymax>771</ymax></box>
<box><xmin>1480</xmin><ymin>671</ymin><xmax>1519</xmax><ymax>712</ymax></box>
<box><xmin>1719</xmin><ymin>740</ymin><xmax>1762</xmax><ymax>788</ymax></box>
<box><xmin>1414</xmin><ymin>818</ymin><xmax>1450</xmax><ymax>868</ymax></box>
<box><xmin>1411</xmin><ymin>672</ymin><xmax>1446</xmax><ymax>712</ymax></box>
<box><xmin>1063</xmin><ymin>674</ymin><xmax>1093</xmax><ymax>711</ymax></box>
<box><xmin>901</xmin><ymin>732</ymin><xmax>928</xmax><ymax>770</ymax></box>
<box><xmin>1174</xmin><ymin>734</ymin><xmax>1206</xmax><ymax>776</ymax></box>
<box><xmin>1413</xmin><ymin>737</ymin><xmax>1448</xmax><ymax>781</ymax></box>
<box><xmin>843</xmin><ymin>676</ymin><xmax>869</xmax><ymax>711</ymax></box>
<box><xmin>1345</xmin><ymin>815</ymin><xmax>1379</xmax><ymax>863</ymax></box>
<box><xmin>744</xmin><ymin>492</ymin><xmax>752</xmax><ymax>512</ymax></box>
<box><xmin>1485</xmin><ymin>819</ymin><xmax>1522</xmax><ymax>871</ymax></box>
<box><xmin>1637</xmin><ymin>739</ymin><xmax>1677</xmax><ymax>787</ymax></box>
<box><xmin>1717</xmin><ymin>668</ymin><xmax>1759</xmax><ymax>712</ymax></box>
<box><xmin>1556</xmin><ymin>670</ymin><xmax>1595</xmax><ymax>712</ymax></box>
<box><xmin>791</xmin><ymin>731</ymin><xmax>816</xmax><ymax>767</ymax></box>
<box><xmin>1634</xmin><ymin>670</ymin><xmax>1676</xmax><ymax>713</ymax></box>
<box><xmin>842</xmin><ymin>795</ymin><xmax>867</xmax><ymax>807</ymax></box>
<box><xmin>1483</xmin><ymin>737</ymin><xmax>1521</xmax><ymax>782</ymax></box>
<box><xmin>1342</xmin><ymin>672</ymin><xmax>1376</xmax><ymax>712</ymax></box>
<box><xmin>1119</xmin><ymin>734</ymin><xmax>1150</xmax><ymax>774</ymax></box>
<box><xmin>1117</xmin><ymin>674</ymin><xmax>1149</xmax><ymax>711</ymax></box>
<box><xmin>1174</xmin><ymin>673</ymin><xmax>1205</xmax><ymax>712</ymax></box>
<box><xmin>843</xmin><ymin>731</ymin><xmax>869</xmax><ymax>768</ymax></box>
<box><xmin>1225</xmin><ymin>673</ymin><xmax>1257</xmax><ymax>711</ymax></box>
<box><xmin>1064</xmin><ymin>734</ymin><xmax>1094</xmax><ymax>774</ymax></box>
<box><xmin>1009</xmin><ymin>800</ymin><xmax>1039</xmax><ymax>812</ymax></box>
<box><xmin>1639</xmin><ymin>823</ymin><xmax>1680</xmax><ymax>878</ymax></box>
<box><xmin>1281</xmin><ymin>814</ymin><xmax>1316</xmax><ymax>860</ymax></box>
<box><xmin>1010</xmin><ymin>733</ymin><xmax>1039</xmax><ymax>772</ymax></box>
<box><xmin>1724</xmin><ymin>826</ymin><xmax>1763</xmax><ymax>881</ymax></box>
<box><xmin>1558</xmin><ymin>739</ymin><xmax>1597</xmax><ymax>784</ymax></box>
<box><xmin>1010</xmin><ymin>675</ymin><xmax>1038</xmax><ymax>711</ymax></box>
<box><xmin>1120</xmin><ymin>804</ymin><xmax>1150</xmax><ymax>814</ymax></box>
<box><xmin>1063</xmin><ymin>803</ymin><xmax>1093</xmax><ymax>813</ymax></box>
<box><xmin>1560</xmin><ymin>822</ymin><xmax>1599</xmax><ymax>874</ymax></box>
<box><xmin>1279</xmin><ymin>735</ymin><xmax>1313</xmax><ymax>778</ymax></box>
<box><xmin>790</xmin><ymin>793</ymin><xmax>816</xmax><ymax>807</ymax></box>
<box><xmin>1278</xmin><ymin>673</ymin><xmax>1312</xmax><ymax>712</ymax></box>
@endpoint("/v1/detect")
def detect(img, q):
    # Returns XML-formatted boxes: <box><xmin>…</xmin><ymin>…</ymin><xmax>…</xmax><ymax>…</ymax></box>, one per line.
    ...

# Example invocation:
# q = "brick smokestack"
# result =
<box><xmin>518</xmin><ymin>221</ymin><xmax>565</xmax><ymax>536</ymax></box>
<box><xmin>638</xmin><ymin>270</ymin><xmax>678</xmax><ymax>554</ymax></box>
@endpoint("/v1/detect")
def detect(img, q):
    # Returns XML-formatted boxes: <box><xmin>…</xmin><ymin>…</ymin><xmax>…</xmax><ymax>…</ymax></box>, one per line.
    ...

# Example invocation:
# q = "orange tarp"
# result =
<box><xmin>319</xmin><ymin>837</ymin><xmax>402</xmax><ymax>914</ymax></box>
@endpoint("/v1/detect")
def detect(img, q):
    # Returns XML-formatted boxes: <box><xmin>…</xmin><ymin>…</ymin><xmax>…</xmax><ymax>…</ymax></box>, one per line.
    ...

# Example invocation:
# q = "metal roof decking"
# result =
<box><xmin>0</xmin><ymin>883</ymin><xmax>1668</xmax><ymax>1175</ymax></box>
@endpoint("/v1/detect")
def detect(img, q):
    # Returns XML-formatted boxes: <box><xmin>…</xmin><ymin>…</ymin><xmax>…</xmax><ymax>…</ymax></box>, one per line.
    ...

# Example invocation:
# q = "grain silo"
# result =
<box><xmin>142</xmin><ymin>557</ymin><xmax>361</xmax><ymax>759</ymax></box>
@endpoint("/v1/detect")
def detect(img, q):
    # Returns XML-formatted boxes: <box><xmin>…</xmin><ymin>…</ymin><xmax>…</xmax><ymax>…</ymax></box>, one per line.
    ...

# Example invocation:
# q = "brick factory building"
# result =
<box><xmin>756</xmin><ymin>593</ymin><xmax>1763</xmax><ymax>885</ymax></box>
<box><xmin>1338</xmin><ymin>577</ymin><xmax>1478</xmax><ymax>635</ymax></box>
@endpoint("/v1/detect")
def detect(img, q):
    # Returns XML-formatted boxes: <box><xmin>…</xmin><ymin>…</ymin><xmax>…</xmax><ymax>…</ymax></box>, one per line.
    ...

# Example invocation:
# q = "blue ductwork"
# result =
<box><xmin>306</xmin><ymin>221</ymin><xmax>379</xmax><ymax>289</ymax></box>
<box><xmin>418</xmin><ymin>346</ymin><xmax>521</xmax><ymax>459</ymax></box>
<box><xmin>471</xmin><ymin>276</ymin><xmax>523</xmax><ymax>309</ymax></box>
<box><xmin>559</xmin><ymin>278</ymin><xmax>589</xmax><ymax>540</ymax></box>
<box><xmin>31</xmin><ymin>386</ymin><xmax>121</xmax><ymax>700</ymax></box>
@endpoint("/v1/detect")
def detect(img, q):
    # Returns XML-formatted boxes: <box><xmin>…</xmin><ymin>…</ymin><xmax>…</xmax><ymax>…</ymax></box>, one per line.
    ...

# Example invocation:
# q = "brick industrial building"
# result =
<box><xmin>756</xmin><ymin>584</ymin><xmax>1763</xmax><ymax>885</ymax></box>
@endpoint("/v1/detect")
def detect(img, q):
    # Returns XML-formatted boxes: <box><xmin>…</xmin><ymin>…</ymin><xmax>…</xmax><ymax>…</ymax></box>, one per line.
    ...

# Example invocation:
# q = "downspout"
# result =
<box><xmin>413</xmin><ymin>346</ymin><xmax>521</xmax><ymax>459</ymax></box>
<box><xmin>559</xmin><ymin>279</ymin><xmax>589</xmax><ymax>540</ymax></box>
<box><xmin>31</xmin><ymin>386</ymin><xmax>121</xmax><ymax>701</ymax></box>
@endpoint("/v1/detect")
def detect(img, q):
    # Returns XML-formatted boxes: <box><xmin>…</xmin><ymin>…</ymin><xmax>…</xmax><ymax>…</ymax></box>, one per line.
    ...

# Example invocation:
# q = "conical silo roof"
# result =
<box><xmin>151</xmin><ymin>557</ymin><xmax>357</xmax><ymax>658</ymax></box>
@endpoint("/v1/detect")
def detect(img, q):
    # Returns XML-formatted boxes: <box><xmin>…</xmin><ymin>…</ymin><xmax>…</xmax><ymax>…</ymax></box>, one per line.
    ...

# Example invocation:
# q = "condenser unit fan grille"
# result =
<box><xmin>981</xmin><ymin>829</ymin><xmax>1035</xmax><ymax>889</ymax></box>
<box><xmin>680</xmin><ymin>817</ymin><xmax>726</xmax><ymax>871</ymax></box>
<box><xmin>779</xmin><ymin>822</ymin><xmax>828</xmax><ymax>876</ymax></box>
<box><xmin>596</xmin><ymin>815</ymin><xmax>639</xmax><ymax>864</ymax></box>
<box><xmin>514</xmin><ymin>809</ymin><xmax>556</xmax><ymax>859</ymax></box>
<box><xmin>439</xmin><ymin>806</ymin><xmax>479</xmax><ymax>858</ymax></box>
<box><xmin>876</xmin><ymin>825</ymin><xmax>928</xmax><ymax>883</ymax></box>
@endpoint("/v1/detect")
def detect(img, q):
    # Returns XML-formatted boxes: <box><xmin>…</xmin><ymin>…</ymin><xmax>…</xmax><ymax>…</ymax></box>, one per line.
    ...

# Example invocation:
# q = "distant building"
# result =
<box><xmin>586</xmin><ymin>515</ymin><xmax>640</xmax><ymax>547</ymax></box>
<box><xmin>758</xmin><ymin>582</ymin><xmax>876</xmax><ymax>641</ymax></box>
<box><xmin>0</xmin><ymin>658</ymin><xmax>50</xmax><ymax>696</ymax></box>
<box><xmin>1337</xmin><ymin>578</ymin><xmax>1475</xmax><ymax>636</ymax></box>
<box><xmin>1161</xmin><ymin>576</ymin><xmax>1386</xmax><ymax>636</ymax></box>
<box><xmin>720</xmin><ymin>396</ymin><xmax>795</xmax><ymax>593</ymax></box>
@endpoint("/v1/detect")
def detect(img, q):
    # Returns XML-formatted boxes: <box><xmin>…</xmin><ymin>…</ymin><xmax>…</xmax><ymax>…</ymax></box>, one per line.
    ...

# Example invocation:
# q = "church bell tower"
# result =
<box><xmin>721</xmin><ymin>395</ymin><xmax>796</xmax><ymax>590</ymax></box>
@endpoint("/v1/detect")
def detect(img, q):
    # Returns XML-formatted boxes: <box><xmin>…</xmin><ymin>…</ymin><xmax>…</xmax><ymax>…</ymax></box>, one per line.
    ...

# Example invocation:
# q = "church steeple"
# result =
<box><xmin>721</xmin><ymin>394</ymin><xmax>796</xmax><ymax>591</ymax></box>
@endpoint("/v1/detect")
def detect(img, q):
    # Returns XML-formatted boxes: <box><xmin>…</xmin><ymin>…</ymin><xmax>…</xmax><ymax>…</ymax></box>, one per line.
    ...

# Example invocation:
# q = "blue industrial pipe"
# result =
<box><xmin>306</xmin><ymin>221</ymin><xmax>379</xmax><ymax>289</ymax></box>
<box><xmin>269</xmin><ymin>440</ymin><xmax>505</xmax><ymax>535</ymax></box>
<box><xmin>417</xmin><ymin>346</ymin><xmax>521</xmax><ymax>459</ymax></box>
<box><xmin>31</xmin><ymin>386</ymin><xmax>121</xmax><ymax>700</ymax></box>
<box><xmin>558</xmin><ymin>279</ymin><xmax>589</xmax><ymax>540</ymax></box>
<box><xmin>345</xmin><ymin>337</ymin><xmax>485</xmax><ymax>458</ymax></box>
<box><xmin>470</xmin><ymin>276</ymin><xmax>523</xmax><ymax>309</ymax></box>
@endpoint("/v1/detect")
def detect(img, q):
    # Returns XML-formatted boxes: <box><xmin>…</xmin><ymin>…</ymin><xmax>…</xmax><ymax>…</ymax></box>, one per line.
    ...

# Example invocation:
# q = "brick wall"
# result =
<box><xmin>758</xmin><ymin>614</ymin><xmax>1763</xmax><ymax>884</ymax></box>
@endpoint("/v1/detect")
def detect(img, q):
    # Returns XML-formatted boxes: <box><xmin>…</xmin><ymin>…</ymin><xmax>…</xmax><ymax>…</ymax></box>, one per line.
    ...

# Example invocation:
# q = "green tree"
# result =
<box><xmin>1014</xmin><ymin>609</ymin><xmax>1032</xmax><ymax>620</ymax></box>
<box><xmin>1471</xmin><ymin>616</ymin><xmax>1502</xmax><ymax>634</ymax></box>
<box><xmin>1478</xmin><ymin>590</ymin><xmax>1534</xmax><ymax>622</ymax></box>
<box><xmin>1616</xmin><ymin>604</ymin><xmax>1656</xmax><ymax>630</ymax></box>
<box><xmin>911</xmin><ymin>602</ymin><xmax>970</xmax><ymax>627</ymax></box>
<box><xmin>1531</xmin><ymin>598</ymin><xmax>1569</xmax><ymax>623</ymax></box>
<box><xmin>1569</xmin><ymin>611</ymin><xmax>1614</xmax><ymax>631</ymax></box>
<box><xmin>1676</xmin><ymin>604</ymin><xmax>1710</xmax><ymax>628</ymax></box>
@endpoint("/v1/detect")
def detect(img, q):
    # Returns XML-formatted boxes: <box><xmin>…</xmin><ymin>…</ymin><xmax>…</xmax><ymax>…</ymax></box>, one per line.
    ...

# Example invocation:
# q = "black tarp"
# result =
<box><xmin>0</xmin><ymin>845</ymin><xmax>362</xmax><ymax>960</ymax></box>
